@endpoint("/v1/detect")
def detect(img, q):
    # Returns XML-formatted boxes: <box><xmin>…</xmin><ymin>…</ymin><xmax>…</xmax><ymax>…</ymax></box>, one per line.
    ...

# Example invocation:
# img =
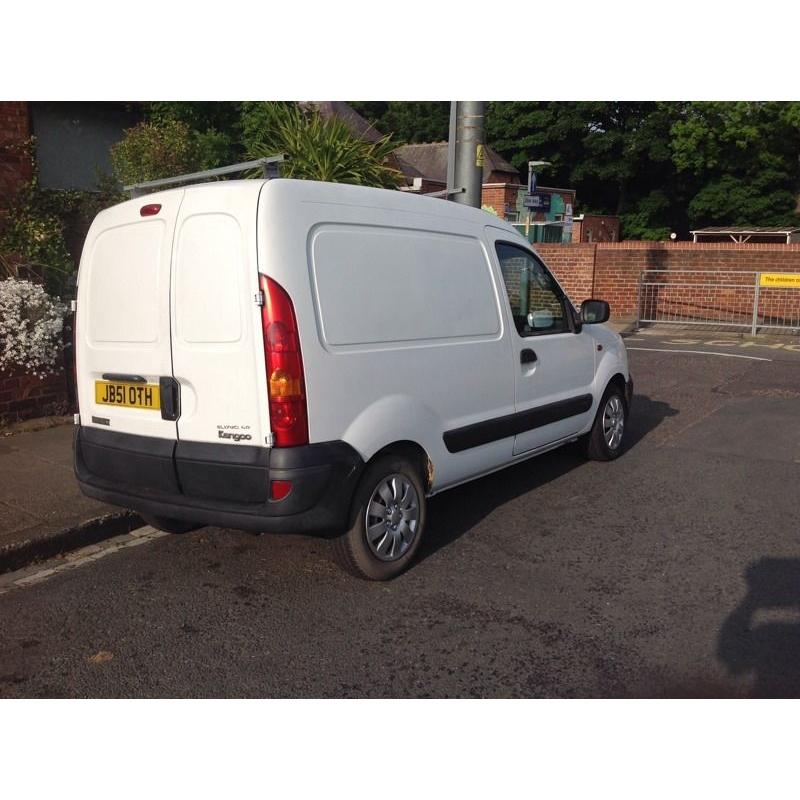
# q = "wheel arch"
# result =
<box><xmin>607</xmin><ymin>372</ymin><xmax>627</xmax><ymax>398</ymax></box>
<box><xmin>340</xmin><ymin>394</ymin><xmax>442</xmax><ymax>494</ymax></box>
<box><xmin>368</xmin><ymin>440</ymin><xmax>435</xmax><ymax>494</ymax></box>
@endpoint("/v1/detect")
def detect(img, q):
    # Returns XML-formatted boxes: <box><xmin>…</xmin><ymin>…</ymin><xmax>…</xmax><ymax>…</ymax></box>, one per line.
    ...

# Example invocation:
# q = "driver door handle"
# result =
<box><xmin>520</xmin><ymin>348</ymin><xmax>538</xmax><ymax>364</ymax></box>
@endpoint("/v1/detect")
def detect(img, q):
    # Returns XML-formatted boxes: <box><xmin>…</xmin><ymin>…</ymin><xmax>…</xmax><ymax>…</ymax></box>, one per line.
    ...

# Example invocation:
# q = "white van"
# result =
<box><xmin>74</xmin><ymin>177</ymin><xmax>632</xmax><ymax>580</ymax></box>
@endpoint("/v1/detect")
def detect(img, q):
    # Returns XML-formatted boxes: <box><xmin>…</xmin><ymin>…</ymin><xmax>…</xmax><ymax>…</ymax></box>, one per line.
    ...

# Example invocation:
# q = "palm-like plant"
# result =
<box><xmin>244</xmin><ymin>103</ymin><xmax>402</xmax><ymax>188</ymax></box>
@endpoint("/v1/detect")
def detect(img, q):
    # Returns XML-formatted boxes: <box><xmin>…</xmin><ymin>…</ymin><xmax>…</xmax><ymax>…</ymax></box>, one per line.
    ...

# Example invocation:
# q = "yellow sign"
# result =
<box><xmin>475</xmin><ymin>144</ymin><xmax>485</xmax><ymax>168</ymax></box>
<box><xmin>759</xmin><ymin>272</ymin><xmax>800</xmax><ymax>289</ymax></box>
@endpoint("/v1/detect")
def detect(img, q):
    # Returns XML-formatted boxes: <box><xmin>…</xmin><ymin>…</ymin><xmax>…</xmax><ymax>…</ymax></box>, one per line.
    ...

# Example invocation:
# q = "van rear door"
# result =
<box><xmin>76</xmin><ymin>190</ymin><xmax>184</xmax><ymax>439</ymax></box>
<box><xmin>170</xmin><ymin>182</ymin><xmax>269</xmax><ymax>447</ymax></box>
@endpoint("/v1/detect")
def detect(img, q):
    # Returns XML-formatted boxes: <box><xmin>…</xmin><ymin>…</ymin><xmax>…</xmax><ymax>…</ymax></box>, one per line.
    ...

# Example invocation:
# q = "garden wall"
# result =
<box><xmin>0</xmin><ymin>365</ymin><xmax>70</xmax><ymax>425</ymax></box>
<box><xmin>535</xmin><ymin>241</ymin><xmax>800</xmax><ymax>318</ymax></box>
<box><xmin>0</xmin><ymin>102</ymin><xmax>32</xmax><ymax>221</ymax></box>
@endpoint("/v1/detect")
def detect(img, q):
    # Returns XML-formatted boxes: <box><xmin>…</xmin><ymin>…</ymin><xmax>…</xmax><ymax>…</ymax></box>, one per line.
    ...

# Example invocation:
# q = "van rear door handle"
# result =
<box><xmin>102</xmin><ymin>373</ymin><xmax>146</xmax><ymax>383</ymax></box>
<box><xmin>159</xmin><ymin>376</ymin><xmax>181</xmax><ymax>421</ymax></box>
<box><xmin>520</xmin><ymin>348</ymin><xmax>537</xmax><ymax>364</ymax></box>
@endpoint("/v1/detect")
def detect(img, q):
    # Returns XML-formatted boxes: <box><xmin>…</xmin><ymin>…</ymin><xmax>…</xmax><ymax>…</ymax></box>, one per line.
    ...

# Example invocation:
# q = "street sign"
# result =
<box><xmin>523</xmin><ymin>192</ymin><xmax>551</xmax><ymax>211</ymax></box>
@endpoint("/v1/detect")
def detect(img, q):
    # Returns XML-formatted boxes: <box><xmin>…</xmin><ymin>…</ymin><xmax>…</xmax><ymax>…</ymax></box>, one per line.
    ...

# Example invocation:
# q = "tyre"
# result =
<box><xmin>584</xmin><ymin>384</ymin><xmax>628</xmax><ymax>461</ymax></box>
<box><xmin>141</xmin><ymin>515</ymin><xmax>201</xmax><ymax>534</ymax></box>
<box><xmin>331</xmin><ymin>454</ymin><xmax>427</xmax><ymax>581</ymax></box>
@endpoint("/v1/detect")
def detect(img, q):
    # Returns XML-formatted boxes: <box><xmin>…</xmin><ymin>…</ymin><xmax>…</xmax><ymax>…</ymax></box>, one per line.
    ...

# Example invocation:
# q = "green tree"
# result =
<box><xmin>0</xmin><ymin>191</ymin><xmax>73</xmax><ymax>292</ymax></box>
<box><xmin>110</xmin><ymin>119</ymin><xmax>200</xmax><ymax>186</ymax></box>
<box><xmin>241</xmin><ymin>102</ymin><xmax>402</xmax><ymax>188</ymax></box>
<box><xmin>486</xmin><ymin>101</ymin><xmax>686</xmax><ymax>239</ymax></box>
<box><xmin>671</xmin><ymin>101</ymin><xmax>800</xmax><ymax>228</ymax></box>
<box><xmin>0</xmin><ymin>136</ymin><xmax>93</xmax><ymax>294</ymax></box>
<box><xmin>349</xmin><ymin>101</ymin><xmax>450</xmax><ymax>143</ymax></box>
<box><xmin>147</xmin><ymin>102</ymin><xmax>243</xmax><ymax>168</ymax></box>
<box><xmin>486</xmin><ymin>101</ymin><xmax>584</xmax><ymax>182</ymax></box>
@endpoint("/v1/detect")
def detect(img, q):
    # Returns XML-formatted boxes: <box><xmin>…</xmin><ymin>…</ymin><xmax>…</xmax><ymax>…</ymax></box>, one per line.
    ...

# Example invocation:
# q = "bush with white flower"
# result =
<box><xmin>0</xmin><ymin>278</ymin><xmax>67</xmax><ymax>378</ymax></box>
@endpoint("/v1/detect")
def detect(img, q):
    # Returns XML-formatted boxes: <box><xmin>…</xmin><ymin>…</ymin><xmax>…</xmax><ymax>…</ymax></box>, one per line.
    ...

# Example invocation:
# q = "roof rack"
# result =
<box><xmin>124</xmin><ymin>155</ymin><xmax>285</xmax><ymax>198</ymax></box>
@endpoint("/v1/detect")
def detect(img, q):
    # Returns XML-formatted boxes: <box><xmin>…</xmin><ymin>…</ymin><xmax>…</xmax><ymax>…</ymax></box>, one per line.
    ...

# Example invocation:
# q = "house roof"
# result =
<box><xmin>393</xmin><ymin>142</ymin><xmax>520</xmax><ymax>184</ymax></box>
<box><xmin>299</xmin><ymin>101</ymin><xmax>426</xmax><ymax>185</ymax></box>
<box><xmin>299</xmin><ymin>101</ymin><xmax>384</xmax><ymax>143</ymax></box>
<box><xmin>297</xmin><ymin>103</ymin><xmax>521</xmax><ymax>186</ymax></box>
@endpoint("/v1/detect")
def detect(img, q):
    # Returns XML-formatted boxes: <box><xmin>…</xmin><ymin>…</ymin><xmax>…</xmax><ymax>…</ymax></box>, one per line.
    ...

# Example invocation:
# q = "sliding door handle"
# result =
<box><xmin>520</xmin><ymin>348</ymin><xmax>538</xmax><ymax>365</ymax></box>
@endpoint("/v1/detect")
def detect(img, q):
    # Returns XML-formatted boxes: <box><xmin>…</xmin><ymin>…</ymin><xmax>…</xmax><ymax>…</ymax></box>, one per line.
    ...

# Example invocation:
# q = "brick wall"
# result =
<box><xmin>594</xmin><ymin>242</ymin><xmax>800</xmax><ymax>316</ymax></box>
<box><xmin>0</xmin><ymin>101</ymin><xmax>32</xmax><ymax>220</ymax></box>
<box><xmin>532</xmin><ymin>241</ymin><xmax>800</xmax><ymax>322</ymax></box>
<box><xmin>0</xmin><ymin>366</ymin><xmax>70</xmax><ymax>425</ymax></box>
<box><xmin>481</xmin><ymin>184</ymin><xmax>520</xmax><ymax>219</ymax></box>
<box><xmin>533</xmin><ymin>243</ymin><xmax>597</xmax><ymax>305</ymax></box>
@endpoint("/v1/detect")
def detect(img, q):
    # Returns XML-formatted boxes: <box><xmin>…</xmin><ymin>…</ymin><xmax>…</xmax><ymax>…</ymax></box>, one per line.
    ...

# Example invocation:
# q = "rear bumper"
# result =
<box><xmin>74</xmin><ymin>426</ymin><xmax>364</xmax><ymax>535</ymax></box>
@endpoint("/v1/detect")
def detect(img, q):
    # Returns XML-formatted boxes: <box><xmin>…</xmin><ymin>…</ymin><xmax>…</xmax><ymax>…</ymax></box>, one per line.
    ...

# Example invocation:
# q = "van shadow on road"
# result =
<box><xmin>717</xmin><ymin>558</ymin><xmax>800</xmax><ymax>698</ymax></box>
<box><xmin>416</xmin><ymin>393</ymin><xmax>678</xmax><ymax>564</ymax></box>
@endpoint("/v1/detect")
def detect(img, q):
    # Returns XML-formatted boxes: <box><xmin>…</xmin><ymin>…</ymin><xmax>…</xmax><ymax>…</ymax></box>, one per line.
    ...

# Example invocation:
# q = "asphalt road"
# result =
<box><xmin>2</xmin><ymin>336</ymin><xmax>800</xmax><ymax>697</ymax></box>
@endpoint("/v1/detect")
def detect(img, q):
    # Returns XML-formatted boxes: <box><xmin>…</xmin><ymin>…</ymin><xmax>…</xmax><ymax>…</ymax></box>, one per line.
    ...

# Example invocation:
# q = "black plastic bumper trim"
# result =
<box><xmin>443</xmin><ymin>393</ymin><xmax>594</xmax><ymax>454</ymax></box>
<box><xmin>74</xmin><ymin>427</ymin><xmax>364</xmax><ymax>535</ymax></box>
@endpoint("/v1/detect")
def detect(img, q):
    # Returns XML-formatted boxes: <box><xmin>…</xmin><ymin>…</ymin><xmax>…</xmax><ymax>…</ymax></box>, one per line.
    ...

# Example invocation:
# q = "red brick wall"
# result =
<box><xmin>531</xmin><ymin>241</ymin><xmax>800</xmax><ymax>322</ymax></box>
<box><xmin>481</xmin><ymin>184</ymin><xmax>521</xmax><ymax>219</ymax></box>
<box><xmin>594</xmin><ymin>242</ymin><xmax>800</xmax><ymax>316</ymax></box>
<box><xmin>0</xmin><ymin>101</ymin><xmax>32</xmax><ymax>220</ymax></box>
<box><xmin>533</xmin><ymin>243</ymin><xmax>596</xmax><ymax>305</ymax></box>
<box><xmin>0</xmin><ymin>366</ymin><xmax>69</xmax><ymax>425</ymax></box>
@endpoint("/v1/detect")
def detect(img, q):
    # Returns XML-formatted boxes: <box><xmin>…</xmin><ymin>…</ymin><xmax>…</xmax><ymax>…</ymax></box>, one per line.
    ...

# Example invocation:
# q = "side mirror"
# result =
<box><xmin>527</xmin><ymin>309</ymin><xmax>554</xmax><ymax>330</ymax></box>
<box><xmin>580</xmin><ymin>299</ymin><xmax>610</xmax><ymax>325</ymax></box>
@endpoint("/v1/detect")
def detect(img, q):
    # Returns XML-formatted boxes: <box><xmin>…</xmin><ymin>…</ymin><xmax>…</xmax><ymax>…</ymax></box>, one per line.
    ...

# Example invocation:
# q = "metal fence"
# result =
<box><xmin>637</xmin><ymin>270</ymin><xmax>800</xmax><ymax>335</ymax></box>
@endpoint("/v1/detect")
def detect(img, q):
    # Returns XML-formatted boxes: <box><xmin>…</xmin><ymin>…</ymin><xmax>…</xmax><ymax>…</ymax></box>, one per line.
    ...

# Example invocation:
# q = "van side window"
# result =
<box><xmin>496</xmin><ymin>242</ymin><xmax>569</xmax><ymax>336</ymax></box>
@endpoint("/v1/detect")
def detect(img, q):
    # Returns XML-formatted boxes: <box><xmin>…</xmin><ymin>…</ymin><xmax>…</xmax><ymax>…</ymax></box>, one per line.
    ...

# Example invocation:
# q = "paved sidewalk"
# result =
<box><xmin>631</xmin><ymin>322</ymin><xmax>800</xmax><ymax>344</ymax></box>
<box><xmin>607</xmin><ymin>318</ymin><xmax>637</xmax><ymax>335</ymax></box>
<box><xmin>0</xmin><ymin>423</ymin><xmax>139</xmax><ymax>571</ymax></box>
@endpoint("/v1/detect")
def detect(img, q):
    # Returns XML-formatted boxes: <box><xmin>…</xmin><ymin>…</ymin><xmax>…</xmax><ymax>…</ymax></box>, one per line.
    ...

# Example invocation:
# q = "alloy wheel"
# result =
<box><xmin>364</xmin><ymin>474</ymin><xmax>420</xmax><ymax>561</ymax></box>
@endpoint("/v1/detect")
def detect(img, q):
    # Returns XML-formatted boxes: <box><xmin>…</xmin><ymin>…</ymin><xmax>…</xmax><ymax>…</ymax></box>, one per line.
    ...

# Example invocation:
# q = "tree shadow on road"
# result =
<box><xmin>717</xmin><ymin>557</ymin><xmax>800</xmax><ymax>698</ymax></box>
<box><xmin>416</xmin><ymin>393</ymin><xmax>678</xmax><ymax>565</ymax></box>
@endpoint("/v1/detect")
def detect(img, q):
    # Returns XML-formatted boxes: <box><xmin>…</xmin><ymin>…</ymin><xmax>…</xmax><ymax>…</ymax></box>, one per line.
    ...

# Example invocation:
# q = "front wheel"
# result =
<box><xmin>584</xmin><ymin>385</ymin><xmax>628</xmax><ymax>461</ymax></box>
<box><xmin>331</xmin><ymin>454</ymin><xmax>427</xmax><ymax>581</ymax></box>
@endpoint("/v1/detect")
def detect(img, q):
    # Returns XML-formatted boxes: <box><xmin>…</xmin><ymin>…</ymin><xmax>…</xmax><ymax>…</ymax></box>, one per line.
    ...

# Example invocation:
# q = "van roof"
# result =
<box><xmin>107</xmin><ymin>178</ymin><xmax>524</xmax><ymax>239</ymax></box>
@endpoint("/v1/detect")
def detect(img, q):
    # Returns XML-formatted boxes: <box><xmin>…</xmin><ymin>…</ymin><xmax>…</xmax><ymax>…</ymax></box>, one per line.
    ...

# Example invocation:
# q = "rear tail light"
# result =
<box><xmin>259</xmin><ymin>275</ymin><xmax>308</xmax><ymax>447</ymax></box>
<box><xmin>140</xmin><ymin>203</ymin><xmax>161</xmax><ymax>217</ymax></box>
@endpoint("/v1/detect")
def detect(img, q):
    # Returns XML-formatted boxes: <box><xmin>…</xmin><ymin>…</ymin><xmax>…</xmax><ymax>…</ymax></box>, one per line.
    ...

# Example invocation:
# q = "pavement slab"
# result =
<box><xmin>0</xmin><ymin>422</ymin><xmax>134</xmax><ymax>570</ymax></box>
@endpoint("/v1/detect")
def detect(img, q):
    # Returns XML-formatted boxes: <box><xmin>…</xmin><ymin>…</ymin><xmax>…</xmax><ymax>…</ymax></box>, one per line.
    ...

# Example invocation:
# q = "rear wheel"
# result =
<box><xmin>331</xmin><ymin>454</ymin><xmax>427</xmax><ymax>581</ymax></box>
<box><xmin>584</xmin><ymin>384</ymin><xmax>628</xmax><ymax>461</ymax></box>
<box><xmin>141</xmin><ymin>515</ymin><xmax>201</xmax><ymax>534</ymax></box>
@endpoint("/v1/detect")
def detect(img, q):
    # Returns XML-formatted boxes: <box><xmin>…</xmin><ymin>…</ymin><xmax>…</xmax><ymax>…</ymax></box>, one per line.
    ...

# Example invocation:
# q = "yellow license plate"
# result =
<box><xmin>95</xmin><ymin>381</ymin><xmax>161</xmax><ymax>410</ymax></box>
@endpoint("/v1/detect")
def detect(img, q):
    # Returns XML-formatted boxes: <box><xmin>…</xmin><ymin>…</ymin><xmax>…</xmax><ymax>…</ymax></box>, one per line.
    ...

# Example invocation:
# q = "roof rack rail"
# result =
<box><xmin>124</xmin><ymin>155</ymin><xmax>285</xmax><ymax>198</ymax></box>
